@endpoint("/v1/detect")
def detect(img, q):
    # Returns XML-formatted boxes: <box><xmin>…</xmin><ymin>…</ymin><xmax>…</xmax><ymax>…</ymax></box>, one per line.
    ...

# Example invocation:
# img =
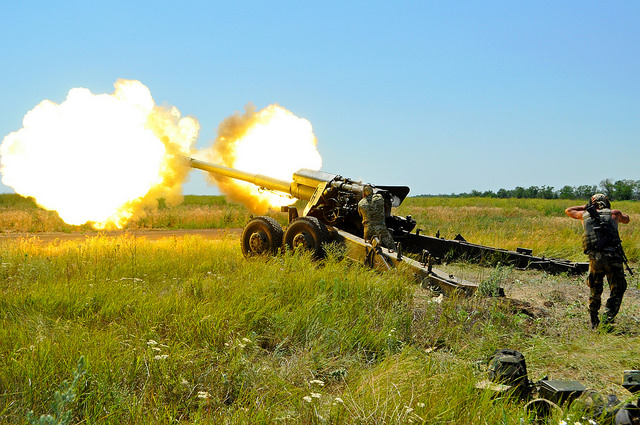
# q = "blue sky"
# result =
<box><xmin>1</xmin><ymin>1</ymin><xmax>638</xmax><ymax>197</ymax></box>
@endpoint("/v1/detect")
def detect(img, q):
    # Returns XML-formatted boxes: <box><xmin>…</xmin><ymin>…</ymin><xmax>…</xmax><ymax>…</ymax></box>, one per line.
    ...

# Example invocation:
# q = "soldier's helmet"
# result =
<box><xmin>591</xmin><ymin>193</ymin><xmax>611</xmax><ymax>209</ymax></box>
<box><xmin>363</xmin><ymin>185</ymin><xmax>373</xmax><ymax>197</ymax></box>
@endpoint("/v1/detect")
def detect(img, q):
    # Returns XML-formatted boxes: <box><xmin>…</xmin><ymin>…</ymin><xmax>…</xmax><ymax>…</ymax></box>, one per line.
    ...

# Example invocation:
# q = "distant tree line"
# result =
<box><xmin>426</xmin><ymin>179</ymin><xmax>640</xmax><ymax>200</ymax></box>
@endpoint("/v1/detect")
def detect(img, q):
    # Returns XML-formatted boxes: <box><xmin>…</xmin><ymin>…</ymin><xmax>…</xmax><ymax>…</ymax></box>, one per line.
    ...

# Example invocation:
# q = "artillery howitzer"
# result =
<box><xmin>190</xmin><ymin>158</ymin><xmax>587</xmax><ymax>294</ymax></box>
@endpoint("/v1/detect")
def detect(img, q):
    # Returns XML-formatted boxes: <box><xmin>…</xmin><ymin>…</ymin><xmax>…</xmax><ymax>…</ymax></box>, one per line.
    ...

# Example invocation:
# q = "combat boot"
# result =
<box><xmin>590</xmin><ymin>311</ymin><xmax>600</xmax><ymax>329</ymax></box>
<box><xmin>599</xmin><ymin>314</ymin><xmax>615</xmax><ymax>333</ymax></box>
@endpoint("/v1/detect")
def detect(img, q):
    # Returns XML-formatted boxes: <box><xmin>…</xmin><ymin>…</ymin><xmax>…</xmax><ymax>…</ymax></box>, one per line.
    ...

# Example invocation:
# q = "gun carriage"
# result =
<box><xmin>190</xmin><ymin>158</ymin><xmax>587</xmax><ymax>295</ymax></box>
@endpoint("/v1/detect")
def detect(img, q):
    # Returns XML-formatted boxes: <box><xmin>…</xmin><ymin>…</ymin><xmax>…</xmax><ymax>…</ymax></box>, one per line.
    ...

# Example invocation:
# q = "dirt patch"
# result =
<box><xmin>422</xmin><ymin>261</ymin><xmax>640</xmax><ymax>333</ymax></box>
<box><xmin>504</xmin><ymin>269</ymin><xmax>640</xmax><ymax>319</ymax></box>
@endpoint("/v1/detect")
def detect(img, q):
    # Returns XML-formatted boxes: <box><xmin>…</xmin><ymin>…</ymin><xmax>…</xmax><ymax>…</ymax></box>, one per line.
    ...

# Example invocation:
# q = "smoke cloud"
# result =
<box><xmin>201</xmin><ymin>103</ymin><xmax>322</xmax><ymax>214</ymax></box>
<box><xmin>0</xmin><ymin>79</ymin><xmax>197</xmax><ymax>229</ymax></box>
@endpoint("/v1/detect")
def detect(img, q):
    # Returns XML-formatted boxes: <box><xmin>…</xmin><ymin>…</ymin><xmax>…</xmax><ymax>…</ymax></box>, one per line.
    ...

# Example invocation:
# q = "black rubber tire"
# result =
<box><xmin>283</xmin><ymin>216</ymin><xmax>329</xmax><ymax>258</ymax></box>
<box><xmin>240</xmin><ymin>216</ymin><xmax>284</xmax><ymax>258</ymax></box>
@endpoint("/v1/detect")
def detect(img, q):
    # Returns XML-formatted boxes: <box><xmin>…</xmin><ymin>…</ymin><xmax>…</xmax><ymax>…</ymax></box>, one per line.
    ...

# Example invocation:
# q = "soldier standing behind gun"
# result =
<box><xmin>565</xmin><ymin>193</ymin><xmax>631</xmax><ymax>329</ymax></box>
<box><xmin>358</xmin><ymin>184</ymin><xmax>395</xmax><ymax>249</ymax></box>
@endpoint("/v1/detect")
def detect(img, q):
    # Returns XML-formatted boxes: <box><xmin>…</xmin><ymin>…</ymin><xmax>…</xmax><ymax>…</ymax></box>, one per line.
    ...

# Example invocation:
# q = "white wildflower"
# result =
<box><xmin>197</xmin><ymin>391</ymin><xmax>210</xmax><ymax>399</ymax></box>
<box><xmin>417</xmin><ymin>402</ymin><xmax>425</xmax><ymax>408</ymax></box>
<box><xmin>309</xmin><ymin>379</ymin><xmax>325</xmax><ymax>386</ymax></box>
<box><xmin>303</xmin><ymin>396</ymin><xmax>312</xmax><ymax>403</ymax></box>
<box><xmin>154</xmin><ymin>354</ymin><xmax>169</xmax><ymax>360</ymax></box>
<box><xmin>147</xmin><ymin>339</ymin><xmax>158</xmax><ymax>346</ymax></box>
<box><xmin>152</xmin><ymin>347</ymin><xmax>162</xmax><ymax>352</ymax></box>
<box><xmin>311</xmin><ymin>392</ymin><xmax>321</xmax><ymax>398</ymax></box>
<box><xmin>242</xmin><ymin>338</ymin><xmax>251</xmax><ymax>343</ymax></box>
<box><xmin>334</xmin><ymin>397</ymin><xmax>344</xmax><ymax>404</ymax></box>
<box><xmin>405</xmin><ymin>406</ymin><xmax>414</xmax><ymax>414</ymax></box>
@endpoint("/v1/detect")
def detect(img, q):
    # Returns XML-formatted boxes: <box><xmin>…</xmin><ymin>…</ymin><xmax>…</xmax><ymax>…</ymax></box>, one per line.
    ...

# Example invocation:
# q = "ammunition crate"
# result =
<box><xmin>537</xmin><ymin>380</ymin><xmax>586</xmax><ymax>405</ymax></box>
<box><xmin>623</xmin><ymin>370</ymin><xmax>640</xmax><ymax>393</ymax></box>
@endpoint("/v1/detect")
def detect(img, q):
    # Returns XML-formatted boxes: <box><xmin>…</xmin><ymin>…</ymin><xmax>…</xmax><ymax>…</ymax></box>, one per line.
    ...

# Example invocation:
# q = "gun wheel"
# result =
<box><xmin>241</xmin><ymin>216</ymin><xmax>284</xmax><ymax>258</ymax></box>
<box><xmin>284</xmin><ymin>216</ymin><xmax>329</xmax><ymax>258</ymax></box>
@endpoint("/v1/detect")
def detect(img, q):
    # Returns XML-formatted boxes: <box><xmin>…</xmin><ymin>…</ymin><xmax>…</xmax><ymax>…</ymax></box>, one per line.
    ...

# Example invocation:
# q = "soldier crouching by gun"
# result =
<box><xmin>565</xmin><ymin>193</ymin><xmax>631</xmax><ymax>330</ymax></box>
<box><xmin>358</xmin><ymin>184</ymin><xmax>395</xmax><ymax>250</ymax></box>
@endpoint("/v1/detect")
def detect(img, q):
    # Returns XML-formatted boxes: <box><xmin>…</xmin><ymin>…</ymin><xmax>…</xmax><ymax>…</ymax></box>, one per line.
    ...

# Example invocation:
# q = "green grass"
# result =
<box><xmin>0</xmin><ymin>194</ymin><xmax>40</xmax><ymax>209</ymax></box>
<box><xmin>1</xmin><ymin>235</ymin><xmax>639</xmax><ymax>424</ymax></box>
<box><xmin>1</xmin><ymin>195</ymin><xmax>639</xmax><ymax>423</ymax></box>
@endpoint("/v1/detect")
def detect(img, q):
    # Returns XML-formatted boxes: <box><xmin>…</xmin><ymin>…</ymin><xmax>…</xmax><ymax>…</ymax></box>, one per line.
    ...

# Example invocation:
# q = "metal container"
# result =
<box><xmin>623</xmin><ymin>370</ymin><xmax>640</xmax><ymax>393</ymax></box>
<box><xmin>537</xmin><ymin>380</ymin><xmax>586</xmax><ymax>405</ymax></box>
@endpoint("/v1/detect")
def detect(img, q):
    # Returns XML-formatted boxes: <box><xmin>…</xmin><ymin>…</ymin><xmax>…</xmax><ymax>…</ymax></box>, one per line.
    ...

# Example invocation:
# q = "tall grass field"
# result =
<box><xmin>1</xmin><ymin>194</ymin><xmax>639</xmax><ymax>424</ymax></box>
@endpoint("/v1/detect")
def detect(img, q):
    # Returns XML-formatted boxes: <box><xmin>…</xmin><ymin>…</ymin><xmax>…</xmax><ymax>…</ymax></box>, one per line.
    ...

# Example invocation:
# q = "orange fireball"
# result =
<box><xmin>202</xmin><ymin>104</ymin><xmax>322</xmax><ymax>213</ymax></box>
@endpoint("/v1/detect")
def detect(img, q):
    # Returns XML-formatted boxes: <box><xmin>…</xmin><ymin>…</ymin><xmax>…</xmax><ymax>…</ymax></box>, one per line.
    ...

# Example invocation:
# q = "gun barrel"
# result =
<box><xmin>189</xmin><ymin>158</ymin><xmax>317</xmax><ymax>200</ymax></box>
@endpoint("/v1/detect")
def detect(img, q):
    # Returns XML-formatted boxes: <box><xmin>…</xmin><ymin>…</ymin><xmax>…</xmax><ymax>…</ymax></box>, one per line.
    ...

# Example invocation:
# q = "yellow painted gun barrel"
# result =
<box><xmin>189</xmin><ymin>157</ymin><xmax>318</xmax><ymax>201</ymax></box>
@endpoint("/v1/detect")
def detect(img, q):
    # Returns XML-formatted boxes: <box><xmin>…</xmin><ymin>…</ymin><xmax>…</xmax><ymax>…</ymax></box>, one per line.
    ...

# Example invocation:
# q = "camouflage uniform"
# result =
<box><xmin>582</xmin><ymin>207</ymin><xmax>627</xmax><ymax>326</ymax></box>
<box><xmin>358</xmin><ymin>190</ymin><xmax>395</xmax><ymax>249</ymax></box>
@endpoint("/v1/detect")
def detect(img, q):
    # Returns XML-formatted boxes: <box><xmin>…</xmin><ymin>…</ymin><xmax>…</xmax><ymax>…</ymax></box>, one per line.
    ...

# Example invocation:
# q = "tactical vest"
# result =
<box><xmin>358</xmin><ymin>194</ymin><xmax>386</xmax><ymax>226</ymax></box>
<box><xmin>582</xmin><ymin>208</ymin><xmax>620</xmax><ymax>254</ymax></box>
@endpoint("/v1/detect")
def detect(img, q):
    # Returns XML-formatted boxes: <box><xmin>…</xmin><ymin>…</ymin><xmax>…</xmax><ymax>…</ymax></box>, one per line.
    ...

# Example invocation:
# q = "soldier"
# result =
<box><xmin>565</xmin><ymin>193</ymin><xmax>630</xmax><ymax>329</ymax></box>
<box><xmin>358</xmin><ymin>184</ymin><xmax>395</xmax><ymax>249</ymax></box>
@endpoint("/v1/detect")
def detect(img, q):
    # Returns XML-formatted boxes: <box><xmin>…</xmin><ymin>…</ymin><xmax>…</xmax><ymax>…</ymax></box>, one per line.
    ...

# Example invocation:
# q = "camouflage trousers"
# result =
<box><xmin>364</xmin><ymin>224</ymin><xmax>395</xmax><ymax>250</ymax></box>
<box><xmin>587</xmin><ymin>253</ymin><xmax>627</xmax><ymax>324</ymax></box>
